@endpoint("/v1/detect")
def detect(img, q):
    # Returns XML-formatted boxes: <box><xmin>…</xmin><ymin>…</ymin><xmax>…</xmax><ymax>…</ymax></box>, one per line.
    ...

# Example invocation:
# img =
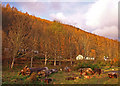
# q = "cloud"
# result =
<box><xmin>6</xmin><ymin>1</ymin><xmax>119</xmax><ymax>40</ymax></box>
<box><xmin>2</xmin><ymin>0</ymin><xmax>38</xmax><ymax>2</ymax></box>
<box><xmin>49</xmin><ymin>3</ymin><xmax>90</xmax><ymax>31</ymax></box>
<box><xmin>1</xmin><ymin>0</ymin><xmax>97</xmax><ymax>2</ymax></box>
<box><xmin>50</xmin><ymin>0</ymin><xmax>119</xmax><ymax>40</ymax></box>
<box><xmin>16</xmin><ymin>2</ymin><xmax>63</xmax><ymax>18</ymax></box>
<box><xmin>92</xmin><ymin>26</ymin><xmax>118</xmax><ymax>39</ymax></box>
<box><xmin>50</xmin><ymin>12</ymin><xmax>66</xmax><ymax>21</ymax></box>
<box><xmin>50</xmin><ymin>11</ymin><xmax>86</xmax><ymax>29</ymax></box>
<box><xmin>85</xmin><ymin>0</ymin><xmax>119</xmax><ymax>39</ymax></box>
<box><xmin>20</xmin><ymin>2</ymin><xmax>47</xmax><ymax>16</ymax></box>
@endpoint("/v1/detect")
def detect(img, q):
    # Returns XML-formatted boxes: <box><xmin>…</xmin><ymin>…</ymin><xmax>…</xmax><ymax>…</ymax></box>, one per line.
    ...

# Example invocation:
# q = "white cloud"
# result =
<box><xmin>2</xmin><ymin>0</ymin><xmax>38</xmax><ymax>2</ymax></box>
<box><xmin>85</xmin><ymin>0</ymin><xmax>119</xmax><ymax>39</ymax></box>
<box><xmin>50</xmin><ymin>12</ymin><xmax>84</xmax><ymax>28</ymax></box>
<box><xmin>92</xmin><ymin>26</ymin><xmax>118</xmax><ymax>39</ymax></box>
<box><xmin>50</xmin><ymin>12</ymin><xmax>66</xmax><ymax>21</ymax></box>
<box><xmin>9</xmin><ymin>0</ymin><xmax>119</xmax><ymax>40</ymax></box>
<box><xmin>1</xmin><ymin>0</ymin><xmax>97</xmax><ymax>2</ymax></box>
<box><xmin>49</xmin><ymin>0</ymin><xmax>119</xmax><ymax>40</ymax></box>
<box><xmin>20</xmin><ymin>2</ymin><xmax>47</xmax><ymax>16</ymax></box>
<box><xmin>49</xmin><ymin>10</ymin><xmax>88</xmax><ymax>31</ymax></box>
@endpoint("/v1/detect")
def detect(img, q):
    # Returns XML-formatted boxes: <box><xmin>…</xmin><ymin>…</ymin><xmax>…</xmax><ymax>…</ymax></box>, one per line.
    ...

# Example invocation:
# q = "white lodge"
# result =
<box><xmin>76</xmin><ymin>55</ymin><xmax>95</xmax><ymax>60</ymax></box>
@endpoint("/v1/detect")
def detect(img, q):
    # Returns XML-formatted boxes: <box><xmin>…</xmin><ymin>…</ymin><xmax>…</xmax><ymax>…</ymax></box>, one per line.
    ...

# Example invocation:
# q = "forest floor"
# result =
<box><xmin>2</xmin><ymin>64</ymin><xmax>119</xmax><ymax>85</ymax></box>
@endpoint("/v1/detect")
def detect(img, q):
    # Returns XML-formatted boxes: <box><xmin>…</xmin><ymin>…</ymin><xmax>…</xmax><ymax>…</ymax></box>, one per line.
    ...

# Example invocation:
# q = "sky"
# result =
<box><xmin>2</xmin><ymin>0</ymin><xmax>119</xmax><ymax>40</ymax></box>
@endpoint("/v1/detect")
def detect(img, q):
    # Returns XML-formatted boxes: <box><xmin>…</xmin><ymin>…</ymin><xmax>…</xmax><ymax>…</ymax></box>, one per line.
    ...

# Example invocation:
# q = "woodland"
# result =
<box><xmin>2</xmin><ymin>4</ymin><xmax>119</xmax><ymax>68</ymax></box>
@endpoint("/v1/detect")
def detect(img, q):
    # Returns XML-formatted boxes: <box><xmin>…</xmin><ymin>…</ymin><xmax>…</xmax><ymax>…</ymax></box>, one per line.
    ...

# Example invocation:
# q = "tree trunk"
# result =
<box><xmin>71</xmin><ymin>61</ymin><xmax>72</xmax><ymax>66</ymax></box>
<box><xmin>54</xmin><ymin>51</ymin><xmax>57</xmax><ymax>66</ymax></box>
<box><xmin>11</xmin><ymin>57</ymin><xmax>15</xmax><ymax>69</ymax></box>
<box><xmin>54</xmin><ymin>57</ymin><xmax>56</xmax><ymax>66</ymax></box>
<box><xmin>45</xmin><ymin>54</ymin><xmax>47</xmax><ymax>65</ymax></box>
<box><xmin>59</xmin><ymin>61</ymin><xmax>61</xmax><ymax>65</ymax></box>
<box><xmin>31</xmin><ymin>57</ymin><xmax>33</xmax><ymax>67</ymax></box>
<box><xmin>70</xmin><ymin>57</ymin><xmax>72</xmax><ymax>66</ymax></box>
<box><xmin>70</xmin><ymin>53</ymin><xmax>72</xmax><ymax>66</ymax></box>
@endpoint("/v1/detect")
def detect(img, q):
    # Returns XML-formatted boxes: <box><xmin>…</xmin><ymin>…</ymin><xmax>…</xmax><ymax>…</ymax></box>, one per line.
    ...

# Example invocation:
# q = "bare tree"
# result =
<box><xmin>7</xmin><ymin>16</ymin><xmax>32</xmax><ymax>68</ymax></box>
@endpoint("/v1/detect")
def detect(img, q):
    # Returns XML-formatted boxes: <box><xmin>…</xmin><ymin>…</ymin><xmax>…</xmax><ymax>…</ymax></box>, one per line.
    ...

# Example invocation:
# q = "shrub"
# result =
<box><xmin>76</xmin><ymin>61</ymin><xmax>100</xmax><ymax>70</ymax></box>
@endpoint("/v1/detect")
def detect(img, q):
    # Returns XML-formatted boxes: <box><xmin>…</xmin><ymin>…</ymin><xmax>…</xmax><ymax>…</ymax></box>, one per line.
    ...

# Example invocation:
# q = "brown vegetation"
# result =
<box><xmin>2</xmin><ymin>4</ymin><xmax>119</xmax><ymax>68</ymax></box>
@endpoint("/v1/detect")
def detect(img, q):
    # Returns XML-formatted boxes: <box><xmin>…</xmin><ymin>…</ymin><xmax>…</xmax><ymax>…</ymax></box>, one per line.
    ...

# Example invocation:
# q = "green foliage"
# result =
<box><xmin>76</xmin><ymin>61</ymin><xmax>100</xmax><ymax>70</ymax></box>
<box><xmin>2</xmin><ymin>64</ymin><xmax>119</xmax><ymax>84</ymax></box>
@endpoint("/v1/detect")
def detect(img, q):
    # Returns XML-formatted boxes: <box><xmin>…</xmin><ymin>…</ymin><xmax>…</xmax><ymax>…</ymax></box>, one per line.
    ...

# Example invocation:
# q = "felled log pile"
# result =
<box><xmin>26</xmin><ymin>72</ymin><xmax>53</xmax><ymax>84</ymax></box>
<box><xmin>18</xmin><ymin>65</ymin><xmax>31</xmax><ymax>75</ymax></box>
<box><xmin>64</xmin><ymin>67</ymin><xmax>95</xmax><ymax>80</ymax></box>
<box><xmin>93</xmin><ymin>68</ymin><xmax>101</xmax><ymax>75</ymax></box>
<box><xmin>108</xmin><ymin>72</ymin><xmax>118</xmax><ymax>78</ymax></box>
<box><xmin>78</xmin><ymin>68</ymin><xmax>94</xmax><ymax>79</ymax></box>
<box><xmin>77</xmin><ymin>68</ymin><xmax>102</xmax><ymax>79</ymax></box>
<box><xmin>18</xmin><ymin>66</ymin><xmax>58</xmax><ymax>84</ymax></box>
<box><xmin>18</xmin><ymin>66</ymin><xmax>48</xmax><ymax>76</ymax></box>
<box><xmin>78</xmin><ymin>68</ymin><xmax>94</xmax><ymax>76</ymax></box>
<box><xmin>64</xmin><ymin>67</ymin><xmax>71</xmax><ymax>72</ymax></box>
<box><xmin>19</xmin><ymin>66</ymin><xmax>58</xmax><ymax>77</ymax></box>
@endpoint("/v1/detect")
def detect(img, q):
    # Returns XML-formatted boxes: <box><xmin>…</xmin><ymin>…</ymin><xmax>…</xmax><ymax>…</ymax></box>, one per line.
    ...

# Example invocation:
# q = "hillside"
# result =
<box><xmin>2</xmin><ymin>4</ymin><xmax>119</xmax><ymax>66</ymax></box>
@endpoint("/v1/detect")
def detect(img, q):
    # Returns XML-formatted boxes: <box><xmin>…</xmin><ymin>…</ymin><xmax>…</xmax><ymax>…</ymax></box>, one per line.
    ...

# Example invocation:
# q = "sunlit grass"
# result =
<box><xmin>2</xmin><ymin>65</ymin><xmax>119</xmax><ymax>84</ymax></box>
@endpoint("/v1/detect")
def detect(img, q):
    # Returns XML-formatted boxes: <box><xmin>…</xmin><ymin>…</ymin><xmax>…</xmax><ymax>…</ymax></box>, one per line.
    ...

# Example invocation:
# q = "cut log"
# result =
<box><xmin>108</xmin><ymin>72</ymin><xmax>117</xmax><ymax>78</ymax></box>
<box><xmin>93</xmin><ymin>68</ymin><xmax>101</xmax><ymax>75</ymax></box>
<box><xmin>84</xmin><ymin>75</ymin><xmax>91</xmax><ymax>79</ymax></box>
<box><xmin>78</xmin><ymin>68</ymin><xmax>94</xmax><ymax>75</ymax></box>
<box><xmin>64</xmin><ymin>67</ymin><xmax>71</xmax><ymax>72</ymax></box>
<box><xmin>29</xmin><ymin>67</ymin><xmax>48</xmax><ymax>75</ymax></box>
<box><xmin>38</xmin><ymin>71</ymin><xmax>46</xmax><ymax>77</ymax></box>
<box><xmin>19</xmin><ymin>66</ymin><xmax>49</xmax><ymax>76</ymax></box>
<box><xmin>50</xmin><ymin>69</ymin><xmax>58</xmax><ymax>73</ymax></box>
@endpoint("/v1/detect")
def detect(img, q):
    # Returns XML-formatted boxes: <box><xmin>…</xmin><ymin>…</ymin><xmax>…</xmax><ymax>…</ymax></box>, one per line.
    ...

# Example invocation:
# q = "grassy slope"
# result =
<box><xmin>2</xmin><ymin>65</ymin><xmax>119</xmax><ymax>84</ymax></box>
